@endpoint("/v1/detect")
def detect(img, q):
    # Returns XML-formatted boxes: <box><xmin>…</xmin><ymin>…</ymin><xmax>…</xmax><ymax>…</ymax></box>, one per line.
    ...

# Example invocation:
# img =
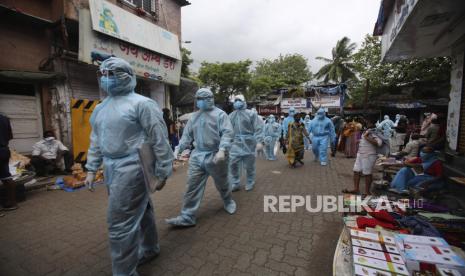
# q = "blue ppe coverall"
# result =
<box><xmin>303</xmin><ymin>115</ymin><xmax>312</xmax><ymax>150</ymax></box>
<box><xmin>282</xmin><ymin>107</ymin><xmax>296</xmax><ymax>138</ymax></box>
<box><xmin>229</xmin><ymin>100</ymin><xmax>264</xmax><ymax>191</ymax></box>
<box><xmin>167</xmin><ymin>88</ymin><xmax>235</xmax><ymax>226</ymax></box>
<box><xmin>86</xmin><ymin>57</ymin><xmax>173</xmax><ymax>276</ymax></box>
<box><xmin>377</xmin><ymin>115</ymin><xmax>395</xmax><ymax>138</ymax></box>
<box><xmin>308</xmin><ymin>108</ymin><xmax>336</xmax><ymax>166</ymax></box>
<box><xmin>264</xmin><ymin>115</ymin><xmax>281</xmax><ymax>160</ymax></box>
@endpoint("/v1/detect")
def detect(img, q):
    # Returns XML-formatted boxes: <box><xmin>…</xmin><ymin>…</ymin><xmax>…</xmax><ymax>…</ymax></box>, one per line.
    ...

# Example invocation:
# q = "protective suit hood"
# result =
<box><xmin>233</xmin><ymin>99</ymin><xmax>247</xmax><ymax>110</ymax></box>
<box><xmin>384</xmin><ymin>115</ymin><xmax>390</xmax><ymax>120</ymax></box>
<box><xmin>100</xmin><ymin>57</ymin><xmax>136</xmax><ymax>96</ymax></box>
<box><xmin>288</xmin><ymin>107</ymin><xmax>296</xmax><ymax>116</ymax></box>
<box><xmin>195</xmin><ymin>88</ymin><xmax>215</xmax><ymax>111</ymax></box>
<box><xmin>316</xmin><ymin>108</ymin><xmax>326</xmax><ymax>120</ymax></box>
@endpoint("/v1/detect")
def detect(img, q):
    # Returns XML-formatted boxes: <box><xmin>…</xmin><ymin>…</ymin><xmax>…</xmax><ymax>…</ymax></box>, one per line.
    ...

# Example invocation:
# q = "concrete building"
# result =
<box><xmin>373</xmin><ymin>0</ymin><xmax>465</xmax><ymax>176</ymax></box>
<box><xmin>0</xmin><ymin>0</ymin><xmax>189</xmax><ymax>161</ymax></box>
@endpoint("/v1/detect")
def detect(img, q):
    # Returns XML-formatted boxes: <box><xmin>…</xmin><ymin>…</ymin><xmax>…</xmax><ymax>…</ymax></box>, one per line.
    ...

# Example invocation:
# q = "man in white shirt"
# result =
<box><xmin>31</xmin><ymin>130</ymin><xmax>72</xmax><ymax>176</ymax></box>
<box><xmin>397</xmin><ymin>134</ymin><xmax>421</xmax><ymax>158</ymax></box>
<box><xmin>343</xmin><ymin>120</ymin><xmax>382</xmax><ymax>195</ymax></box>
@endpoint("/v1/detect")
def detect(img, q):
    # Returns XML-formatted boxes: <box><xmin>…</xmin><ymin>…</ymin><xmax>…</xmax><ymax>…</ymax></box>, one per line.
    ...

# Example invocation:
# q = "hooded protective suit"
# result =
<box><xmin>303</xmin><ymin>115</ymin><xmax>312</xmax><ymax>150</ymax></box>
<box><xmin>377</xmin><ymin>115</ymin><xmax>394</xmax><ymax>138</ymax></box>
<box><xmin>86</xmin><ymin>57</ymin><xmax>173</xmax><ymax>276</ymax></box>
<box><xmin>264</xmin><ymin>115</ymin><xmax>281</xmax><ymax>160</ymax></box>
<box><xmin>282</xmin><ymin>107</ymin><xmax>296</xmax><ymax>137</ymax></box>
<box><xmin>166</xmin><ymin>88</ymin><xmax>236</xmax><ymax>226</ymax></box>
<box><xmin>229</xmin><ymin>99</ymin><xmax>264</xmax><ymax>191</ymax></box>
<box><xmin>308</xmin><ymin>108</ymin><xmax>336</xmax><ymax>166</ymax></box>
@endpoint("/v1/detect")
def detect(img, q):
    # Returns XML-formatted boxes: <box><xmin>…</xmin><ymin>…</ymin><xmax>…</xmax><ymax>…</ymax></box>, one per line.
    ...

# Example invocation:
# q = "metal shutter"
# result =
<box><xmin>0</xmin><ymin>88</ymin><xmax>43</xmax><ymax>154</ymax></box>
<box><xmin>65</xmin><ymin>62</ymin><xmax>101</xmax><ymax>100</ymax></box>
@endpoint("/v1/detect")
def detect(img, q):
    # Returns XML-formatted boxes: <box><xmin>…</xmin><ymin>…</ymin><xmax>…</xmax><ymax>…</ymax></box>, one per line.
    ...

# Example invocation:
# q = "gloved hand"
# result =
<box><xmin>173</xmin><ymin>146</ymin><xmax>181</xmax><ymax>159</ymax></box>
<box><xmin>155</xmin><ymin>178</ymin><xmax>167</xmax><ymax>191</ymax></box>
<box><xmin>213</xmin><ymin>150</ymin><xmax>226</xmax><ymax>164</ymax></box>
<box><xmin>256</xmin><ymin>143</ymin><xmax>264</xmax><ymax>151</ymax></box>
<box><xmin>85</xmin><ymin>172</ymin><xmax>96</xmax><ymax>192</ymax></box>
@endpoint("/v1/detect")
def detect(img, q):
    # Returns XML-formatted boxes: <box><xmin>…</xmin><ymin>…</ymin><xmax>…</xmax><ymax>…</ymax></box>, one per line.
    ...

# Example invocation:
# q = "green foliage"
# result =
<box><xmin>181</xmin><ymin>47</ymin><xmax>193</xmax><ymax>78</ymax></box>
<box><xmin>349</xmin><ymin>34</ymin><xmax>451</xmax><ymax>105</ymax></box>
<box><xmin>249</xmin><ymin>54</ymin><xmax>312</xmax><ymax>98</ymax></box>
<box><xmin>198</xmin><ymin>60</ymin><xmax>252</xmax><ymax>102</ymax></box>
<box><xmin>315</xmin><ymin>37</ymin><xmax>357</xmax><ymax>83</ymax></box>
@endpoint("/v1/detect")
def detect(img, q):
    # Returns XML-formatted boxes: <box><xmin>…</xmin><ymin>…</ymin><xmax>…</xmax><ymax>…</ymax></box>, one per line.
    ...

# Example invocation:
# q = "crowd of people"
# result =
<box><xmin>0</xmin><ymin>55</ymin><xmax>450</xmax><ymax>275</ymax></box>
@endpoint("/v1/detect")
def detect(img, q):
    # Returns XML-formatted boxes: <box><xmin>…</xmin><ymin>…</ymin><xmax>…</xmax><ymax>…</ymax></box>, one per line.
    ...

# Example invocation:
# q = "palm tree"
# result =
<box><xmin>315</xmin><ymin>37</ymin><xmax>357</xmax><ymax>83</ymax></box>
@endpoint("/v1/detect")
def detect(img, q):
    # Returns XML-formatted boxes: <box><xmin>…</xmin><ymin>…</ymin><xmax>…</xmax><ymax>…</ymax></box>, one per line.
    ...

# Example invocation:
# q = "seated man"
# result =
<box><xmin>390</xmin><ymin>146</ymin><xmax>443</xmax><ymax>193</ymax></box>
<box><xmin>393</xmin><ymin>134</ymin><xmax>421</xmax><ymax>158</ymax></box>
<box><xmin>30</xmin><ymin>131</ymin><xmax>72</xmax><ymax>176</ymax></box>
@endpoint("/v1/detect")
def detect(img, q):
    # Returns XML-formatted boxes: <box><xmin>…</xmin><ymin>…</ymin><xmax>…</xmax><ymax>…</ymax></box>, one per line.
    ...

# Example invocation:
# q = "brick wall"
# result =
<box><xmin>0</xmin><ymin>19</ymin><xmax>51</xmax><ymax>72</ymax></box>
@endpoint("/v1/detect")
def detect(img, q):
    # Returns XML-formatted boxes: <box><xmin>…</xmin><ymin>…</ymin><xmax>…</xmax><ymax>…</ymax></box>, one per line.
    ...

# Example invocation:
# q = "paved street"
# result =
<box><xmin>0</xmin><ymin>152</ymin><xmax>355</xmax><ymax>276</ymax></box>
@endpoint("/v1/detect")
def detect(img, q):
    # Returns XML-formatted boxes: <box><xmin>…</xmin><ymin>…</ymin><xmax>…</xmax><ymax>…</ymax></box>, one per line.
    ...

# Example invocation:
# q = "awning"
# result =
<box><xmin>375</xmin><ymin>0</ymin><xmax>465</xmax><ymax>61</ymax></box>
<box><xmin>0</xmin><ymin>70</ymin><xmax>65</xmax><ymax>81</ymax></box>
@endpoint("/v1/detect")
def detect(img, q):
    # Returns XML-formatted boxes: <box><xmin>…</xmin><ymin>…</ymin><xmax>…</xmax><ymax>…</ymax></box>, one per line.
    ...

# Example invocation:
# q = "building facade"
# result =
<box><xmin>0</xmin><ymin>0</ymin><xmax>189</xmax><ymax>160</ymax></box>
<box><xmin>374</xmin><ymin>0</ymin><xmax>465</xmax><ymax>176</ymax></box>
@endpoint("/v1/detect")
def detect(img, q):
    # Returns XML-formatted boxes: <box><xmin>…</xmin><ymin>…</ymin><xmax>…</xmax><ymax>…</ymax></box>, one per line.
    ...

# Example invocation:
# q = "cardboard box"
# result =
<box><xmin>396</xmin><ymin>234</ymin><xmax>448</xmax><ymax>247</ymax></box>
<box><xmin>353</xmin><ymin>246</ymin><xmax>405</xmax><ymax>265</ymax></box>
<box><xmin>395</xmin><ymin>234</ymin><xmax>465</xmax><ymax>274</ymax></box>
<box><xmin>353</xmin><ymin>255</ymin><xmax>409</xmax><ymax>275</ymax></box>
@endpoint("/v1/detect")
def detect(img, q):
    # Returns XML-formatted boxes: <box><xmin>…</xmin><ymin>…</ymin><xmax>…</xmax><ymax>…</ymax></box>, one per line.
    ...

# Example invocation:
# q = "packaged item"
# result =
<box><xmin>354</xmin><ymin>264</ymin><xmax>397</xmax><ymax>276</ymax></box>
<box><xmin>351</xmin><ymin>229</ymin><xmax>396</xmax><ymax>245</ymax></box>
<box><xmin>436</xmin><ymin>266</ymin><xmax>462</xmax><ymax>276</ymax></box>
<box><xmin>352</xmin><ymin>238</ymin><xmax>400</xmax><ymax>254</ymax></box>
<box><xmin>396</xmin><ymin>234</ymin><xmax>449</xmax><ymax>247</ymax></box>
<box><xmin>353</xmin><ymin>246</ymin><xmax>405</xmax><ymax>265</ymax></box>
<box><xmin>353</xmin><ymin>255</ymin><xmax>409</xmax><ymax>275</ymax></box>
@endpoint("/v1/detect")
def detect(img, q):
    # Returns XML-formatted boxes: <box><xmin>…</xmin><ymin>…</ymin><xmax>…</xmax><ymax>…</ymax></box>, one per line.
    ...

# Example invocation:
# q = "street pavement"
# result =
<box><xmin>0</xmin><ymin>151</ymin><xmax>356</xmax><ymax>276</ymax></box>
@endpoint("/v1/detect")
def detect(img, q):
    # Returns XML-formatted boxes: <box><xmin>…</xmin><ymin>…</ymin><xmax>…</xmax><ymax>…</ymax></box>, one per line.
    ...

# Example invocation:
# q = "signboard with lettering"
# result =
<box><xmin>280</xmin><ymin>98</ymin><xmax>307</xmax><ymax>109</ymax></box>
<box><xmin>311</xmin><ymin>96</ymin><xmax>341</xmax><ymax>109</ymax></box>
<box><xmin>89</xmin><ymin>0</ymin><xmax>181</xmax><ymax>60</ymax></box>
<box><xmin>79</xmin><ymin>9</ymin><xmax>181</xmax><ymax>85</ymax></box>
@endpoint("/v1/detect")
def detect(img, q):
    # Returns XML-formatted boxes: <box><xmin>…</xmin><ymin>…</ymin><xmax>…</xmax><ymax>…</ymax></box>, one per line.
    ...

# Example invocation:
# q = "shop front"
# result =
<box><xmin>55</xmin><ymin>0</ymin><xmax>182</xmax><ymax>163</ymax></box>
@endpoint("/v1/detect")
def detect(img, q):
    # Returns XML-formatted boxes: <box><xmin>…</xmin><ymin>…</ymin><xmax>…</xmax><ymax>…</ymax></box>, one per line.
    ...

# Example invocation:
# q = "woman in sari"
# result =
<box><xmin>340</xmin><ymin>120</ymin><xmax>360</xmax><ymax>158</ymax></box>
<box><xmin>286</xmin><ymin>113</ymin><xmax>310</xmax><ymax>168</ymax></box>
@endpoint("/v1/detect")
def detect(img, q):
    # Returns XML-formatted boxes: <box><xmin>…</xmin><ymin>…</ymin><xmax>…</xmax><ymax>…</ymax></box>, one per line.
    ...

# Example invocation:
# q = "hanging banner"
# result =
<box><xmin>280</xmin><ymin>98</ymin><xmax>307</xmax><ymax>109</ymax></box>
<box><xmin>311</xmin><ymin>96</ymin><xmax>341</xmax><ymax>108</ymax></box>
<box><xmin>88</xmin><ymin>0</ymin><xmax>181</xmax><ymax>60</ymax></box>
<box><xmin>79</xmin><ymin>9</ymin><xmax>181</xmax><ymax>85</ymax></box>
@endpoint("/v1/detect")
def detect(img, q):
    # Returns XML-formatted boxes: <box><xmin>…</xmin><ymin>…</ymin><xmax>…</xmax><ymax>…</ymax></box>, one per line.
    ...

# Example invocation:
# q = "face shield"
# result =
<box><xmin>97</xmin><ymin>57</ymin><xmax>136</xmax><ymax>97</ymax></box>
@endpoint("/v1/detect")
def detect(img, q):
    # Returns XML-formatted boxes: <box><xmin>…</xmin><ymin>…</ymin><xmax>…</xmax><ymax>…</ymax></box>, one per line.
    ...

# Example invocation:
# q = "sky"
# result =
<box><xmin>181</xmin><ymin>0</ymin><xmax>381</xmax><ymax>73</ymax></box>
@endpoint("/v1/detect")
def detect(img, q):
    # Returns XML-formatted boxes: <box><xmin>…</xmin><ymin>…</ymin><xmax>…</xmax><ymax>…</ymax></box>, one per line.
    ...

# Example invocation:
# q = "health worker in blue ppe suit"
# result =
<box><xmin>84</xmin><ymin>57</ymin><xmax>174</xmax><ymax>276</ymax></box>
<box><xmin>308</xmin><ymin>108</ymin><xmax>336</xmax><ymax>166</ymax></box>
<box><xmin>303</xmin><ymin>115</ymin><xmax>312</xmax><ymax>150</ymax></box>
<box><xmin>377</xmin><ymin>115</ymin><xmax>394</xmax><ymax>138</ymax></box>
<box><xmin>229</xmin><ymin>98</ymin><xmax>264</xmax><ymax>191</ymax></box>
<box><xmin>166</xmin><ymin>88</ymin><xmax>236</xmax><ymax>227</ymax></box>
<box><xmin>282</xmin><ymin>107</ymin><xmax>296</xmax><ymax>138</ymax></box>
<box><xmin>264</xmin><ymin>115</ymin><xmax>281</xmax><ymax>160</ymax></box>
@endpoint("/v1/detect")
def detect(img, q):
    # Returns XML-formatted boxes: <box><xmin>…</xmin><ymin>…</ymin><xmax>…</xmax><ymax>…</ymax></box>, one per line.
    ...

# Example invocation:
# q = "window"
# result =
<box><xmin>122</xmin><ymin>0</ymin><xmax>157</xmax><ymax>15</ymax></box>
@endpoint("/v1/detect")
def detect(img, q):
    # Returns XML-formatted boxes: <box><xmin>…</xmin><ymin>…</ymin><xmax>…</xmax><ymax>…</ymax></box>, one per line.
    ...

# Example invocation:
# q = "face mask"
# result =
<box><xmin>317</xmin><ymin>113</ymin><xmax>325</xmax><ymax>119</ymax></box>
<box><xmin>420</xmin><ymin>151</ymin><xmax>432</xmax><ymax>160</ymax></box>
<box><xmin>233</xmin><ymin>101</ymin><xmax>244</xmax><ymax>110</ymax></box>
<box><xmin>45</xmin><ymin>137</ymin><xmax>55</xmax><ymax>142</ymax></box>
<box><xmin>196</xmin><ymin>100</ymin><xmax>207</xmax><ymax>110</ymax></box>
<box><xmin>289</xmin><ymin>111</ymin><xmax>295</xmax><ymax>117</ymax></box>
<box><xmin>100</xmin><ymin>76</ymin><xmax>119</xmax><ymax>96</ymax></box>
